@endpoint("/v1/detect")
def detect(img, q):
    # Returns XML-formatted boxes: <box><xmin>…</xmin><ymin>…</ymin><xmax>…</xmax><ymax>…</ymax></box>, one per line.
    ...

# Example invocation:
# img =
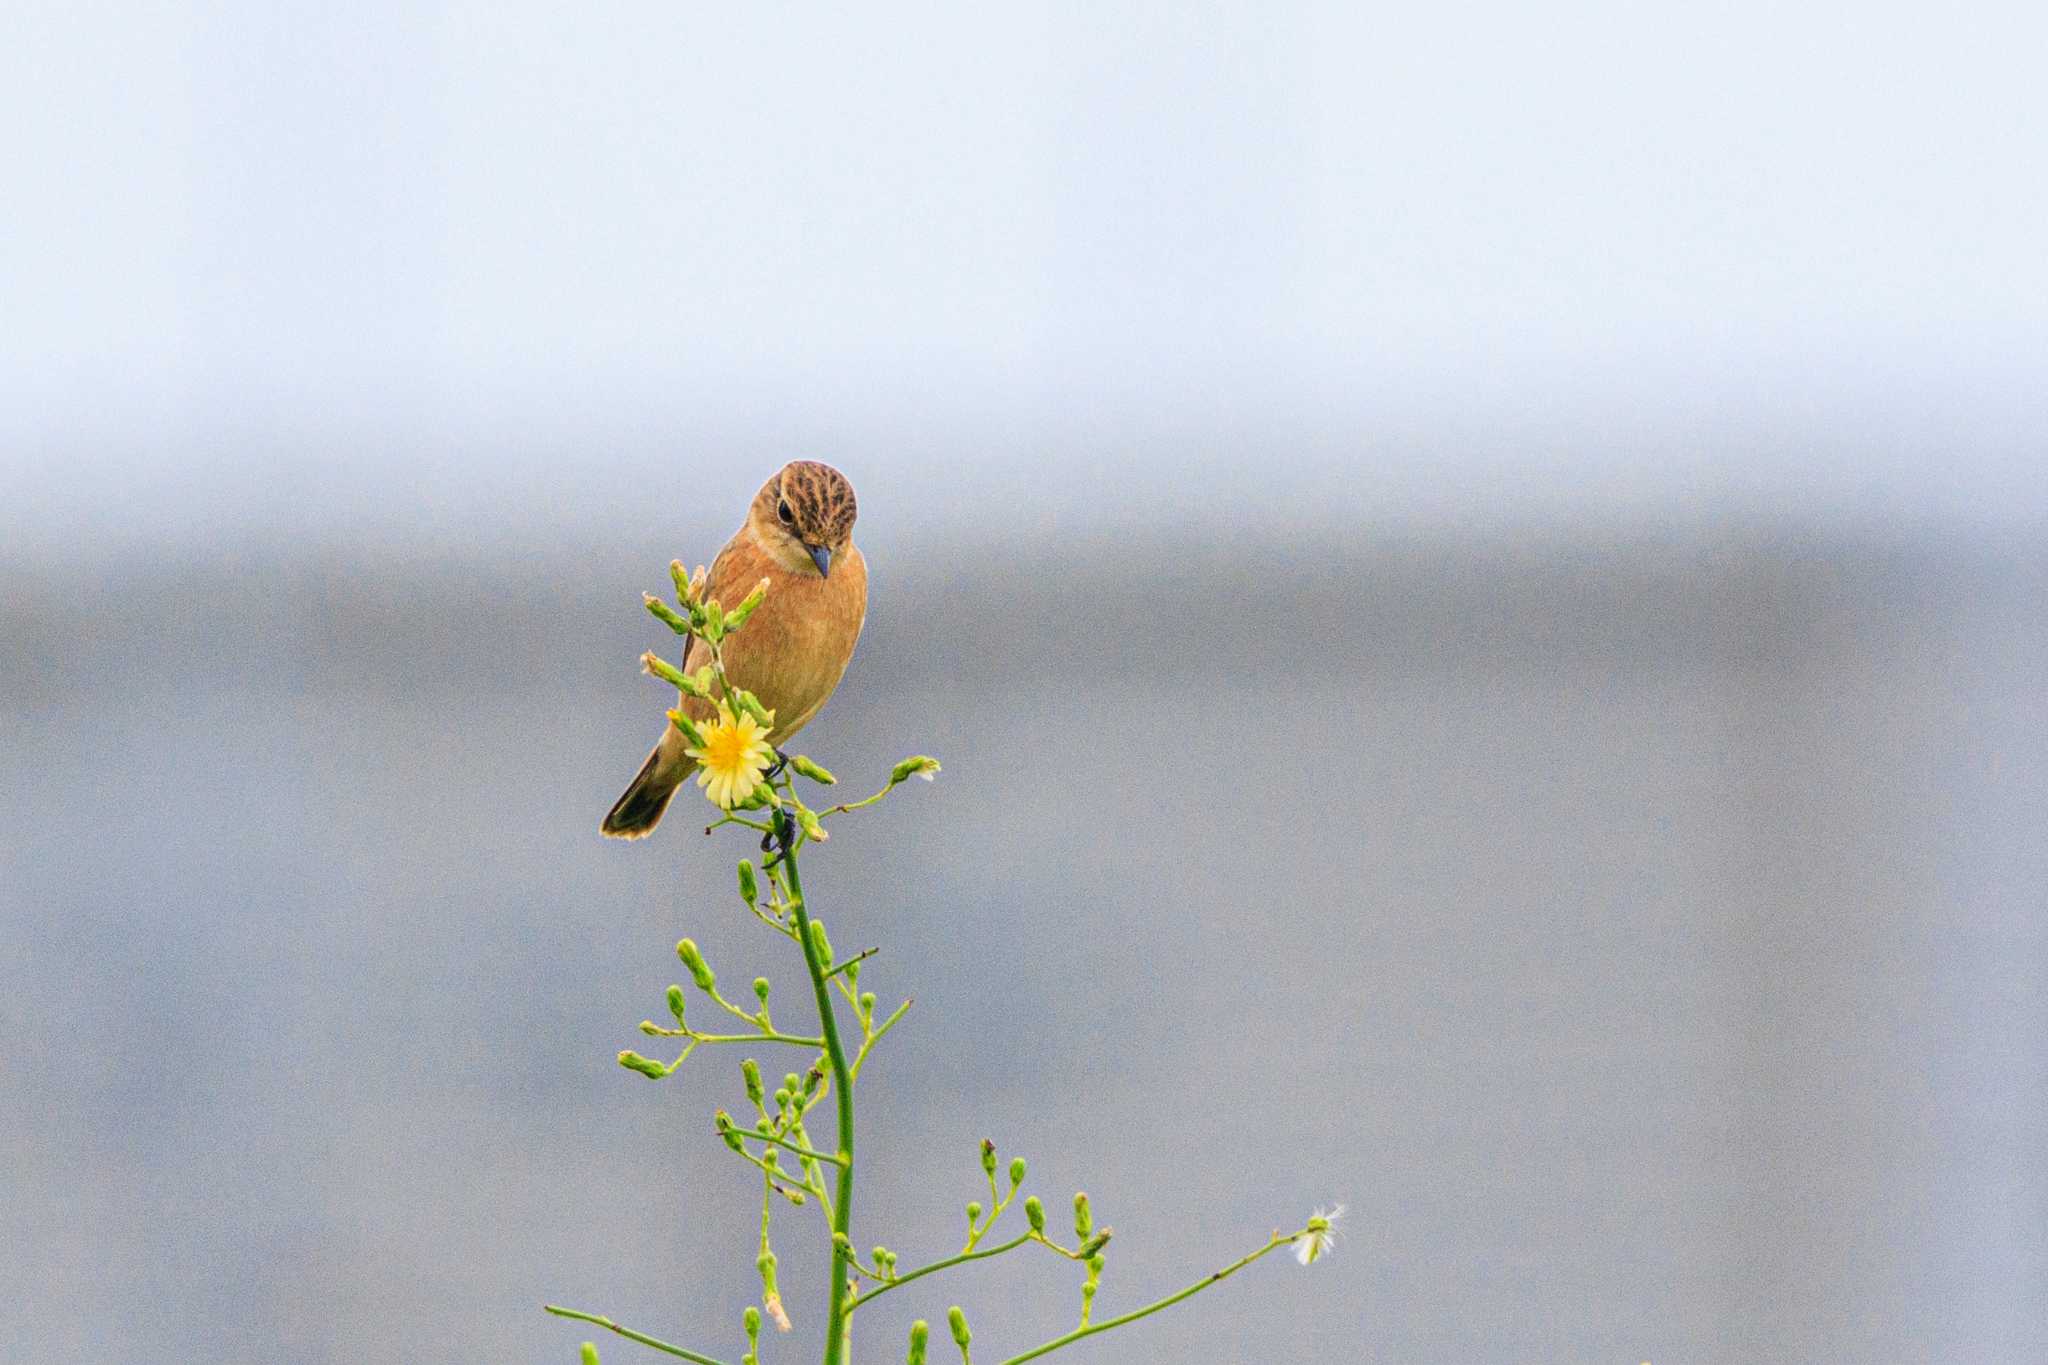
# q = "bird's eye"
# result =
<box><xmin>777</xmin><ymin>499</ymin><xmax>795</xmax><ymax>525</ymax></box>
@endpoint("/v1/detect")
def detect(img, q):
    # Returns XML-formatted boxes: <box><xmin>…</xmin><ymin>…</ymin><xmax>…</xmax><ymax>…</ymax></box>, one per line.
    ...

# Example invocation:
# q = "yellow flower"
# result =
<box><xmin>685</xmin><ymin>702</ymin><xmax>777</xmax><ymax>809</ymax></box>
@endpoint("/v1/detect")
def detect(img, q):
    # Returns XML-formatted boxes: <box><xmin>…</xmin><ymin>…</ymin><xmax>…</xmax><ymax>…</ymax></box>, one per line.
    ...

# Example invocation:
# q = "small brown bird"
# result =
<box><xmin>602</xmin><ymin>461</ymin><xmax>868</xmax><ymax>839</ymax></box>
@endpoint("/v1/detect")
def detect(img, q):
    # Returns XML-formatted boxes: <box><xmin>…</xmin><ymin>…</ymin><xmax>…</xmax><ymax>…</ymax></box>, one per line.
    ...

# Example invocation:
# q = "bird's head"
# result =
<box><xmin>749</xmin><ymin>460</ymin><xmax>858</xmax><ymax>578</ymax></box>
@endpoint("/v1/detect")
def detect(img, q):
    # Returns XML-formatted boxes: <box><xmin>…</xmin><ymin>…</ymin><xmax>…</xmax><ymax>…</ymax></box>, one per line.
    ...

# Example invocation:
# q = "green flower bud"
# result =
<box><xmin>832</xmin><ymin>1231</ymin><xmax>852</xmax><ymax>1253</ymax></box>
<box><xmin>980</xmin><ymin>1138</ymin><xmax>997</xmax><ymax>1176</ymax></box>
<box><xmin>784</xmin><ymin>1071</ymin><xmax>804</xmax><ymax>1094</ymax></box>
<box><xmin>666</xmin><ymin>984</ymin><xmax>688</xmax><ymax>1025</ymax></box>
<box><xmin>1078</xmin><ymin>1230</ymin><xmax>1112</xmax><ymax>1258</ymax></box>
<box><xmin>725</xmin><ymin>578</ymin><xmax>771</xmax><ymax>631</ymax></box>
<box><xmin>908</xmin><ymin>1320</ymin><xmax>930</xmax><ymax>1365</ymax></box>
<box><xmin>790</xmin><ymin>754</ymin><xmax>837</xmax><ymax>785</ymax></box>
<box><xmin>742</xmin><ymin>1059</ymin><xmax>764</xmax><ymax>1106</ymax></box>
<box><xmin>637</xmin><ymin>1019</ymin><xmax>661</xmax><ymax>1035</ymax></box>
<box><xmin>873</xmin><ymin>1245</ymin><xmax>891</xmax><ymax>1272</ymax></box>
<box><xmin>735</xmin><ymin>780</ymin><xmax>775</xmax><ymax>811</ymax></box>
<box><xmin>643</xmin><ymin>593</ymin><xmax>690</xmax><ymax>634</ymax></box>
<box><xmin>617</xmin><ymin>1050</ymin><xmax>667</xmax><ymax>1080</ymax></box>
<box><xmin>714</xmin><ymin>1110</ymin><xmax>743</xmax><ymax>1151</ymax></box>
<box><xmin>641</xmin><ymin>650</ymin><xmax>692</xmax><ymax>690</ymax></box>
<box><xmin>808</xmin><ymin>920</ymin><xmax>832</xmax><ymax>962</ymax></box>
<box><xmin>581</xmin><ymin>1343</ymin><xmax>600</xmax><ymax>1365</ymax></box>
<box><xmin>947</xmin><ymin>1306</ymin><xmax>971</xmax><ymax>1349</ymax></box>
<box><xmin>891</xmin><ymin>755</ymin><xmax>942</xmax><ymax>784</ymax></box>
<box><xmin>731</xmin><ymin>686</ymin><xmax>774</xmax><ymax>728</ymax></box>
<box><xmin>965</xmin><ymin>1200</ymin><xmax>983</xmax><ymax>1225</ymax></box>
<box><xmin>1073</xmin><ymin>1192</ymin><xmax>1092</xmax><ymax>1239</ymax></box>
<box><xmin>794</xmin><ymin>804</ymin><xmax>829</xmax><ymax>843</ymax></box>
<box><xmin>743</xmin><ymin>1306</ymin><xmax>761</xmax><ymax>1342</ymax></box>
<box><xmin>665</xmin><ymin>708</ymin><xmax>706</xmax><ymax>748</ymax></box>
<box><xmin>669</xmin><ymin>559</ymin><xmax>692</xmax><ymax>601</ymax></box>
<box><xmin>1009</xmin><ymin>1157</ymin><xmax>1026</xmax><ymax>1187</ymax></box>
<box><xmin>772</xmin><ymin>1088</ymin><xmax>791</xmax><ymax>1112</ymax></box>
<box><xmin>700</xmin><ymin>600</ymin><xmax>727</xmax><ymax>640</ymax></box>
<box><xmin>859</xmin><ymin>991</ymin><xmax>877</xmax><ymax>1020</ymax></box>
<box><xmin>737</xmin><ymin>860</ymin><xmax>759</xmax><ymax>904</ymax></box>
<box><xmin>676</xmin><ymin>938</ymin><xmax>716</xmax><ymax>993</ymax></box>
<box><xmin>1024</xmin><ymin>1196</ymin><xmax>1045</xmax><ymax>1232</ymax></box>
<box><xmin>753</xmin><ymin>977</ymin><xmax>771</xmax><ymax>1005</ymax></box>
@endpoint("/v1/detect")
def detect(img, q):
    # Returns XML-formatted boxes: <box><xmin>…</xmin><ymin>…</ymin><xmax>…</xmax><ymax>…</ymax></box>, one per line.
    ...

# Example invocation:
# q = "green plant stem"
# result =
<box><xmin>994</xmin><ymin>1234</ymin><xmax>1296</xmax><ymax>1364</ymax></box>
<box><xmin>739</xmin><ymin>1127</ymin><xmax>849</xmax><ymax>1168</ymax></box>
<box><xmin>543</xmin><ymin>1307</ymin><xmax>730</xmax><ymax>1365</ymax></box>
<box><xmin>782</xmin><ymin>840</ymin><xmax>858</xmax><ymax>1365</ymax></box>
<box><xmin>849</xmin><ymin>1232</ymin><xmax>1035</xmax><ymax>1312</ymax></box>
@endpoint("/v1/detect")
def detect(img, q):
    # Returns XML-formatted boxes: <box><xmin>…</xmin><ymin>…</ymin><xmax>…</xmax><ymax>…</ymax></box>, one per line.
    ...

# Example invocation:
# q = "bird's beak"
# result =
<box><xmin>807</xmin><ymin>544</ymin><xmax>832</xmax><ymax>578</ymax></box>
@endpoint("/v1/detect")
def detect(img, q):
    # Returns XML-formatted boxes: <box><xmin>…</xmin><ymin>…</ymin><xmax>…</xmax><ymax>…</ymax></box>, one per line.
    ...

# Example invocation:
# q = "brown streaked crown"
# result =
<box><xmin>756</xmin><ymin>460</ymin><xmax>858</xmax><ymax>549</ymax></box>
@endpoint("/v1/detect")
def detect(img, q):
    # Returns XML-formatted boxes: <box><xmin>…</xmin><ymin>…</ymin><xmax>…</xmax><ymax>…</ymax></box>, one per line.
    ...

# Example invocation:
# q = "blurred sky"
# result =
<box><xmin>3</xmin><ymin>0</ymin><xmax>2045</xmax><ymax>567</ymax></box>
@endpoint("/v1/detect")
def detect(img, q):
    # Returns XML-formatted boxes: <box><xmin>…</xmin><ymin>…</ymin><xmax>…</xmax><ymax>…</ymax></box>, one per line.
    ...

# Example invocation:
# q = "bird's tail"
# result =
<box><xmin>601</xmin><ymin>743</ymin><xmax>688</xmax><ymax>840</ymax></box>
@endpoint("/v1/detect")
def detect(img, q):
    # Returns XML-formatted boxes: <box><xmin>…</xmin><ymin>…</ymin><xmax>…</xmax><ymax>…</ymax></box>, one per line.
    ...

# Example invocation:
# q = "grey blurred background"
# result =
<box><xmin>3</xmin><ymin>3</ymin><xmax>2044</xmax><ymax>1362</ymax></box>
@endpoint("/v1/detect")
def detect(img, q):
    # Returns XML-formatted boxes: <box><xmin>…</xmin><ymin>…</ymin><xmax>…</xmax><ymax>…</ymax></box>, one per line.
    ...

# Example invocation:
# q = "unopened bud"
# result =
<box><xmin>676</xmin><ymin>938</ymin><xmax>716</xmax><ymax>993</ymax></box>
<box><xmin>725</xmin><ymin>578</ymin><xmax>771</xmax><ymax>631</ymax></box>
<box><xmin>581</xmin><ymin>1343</ymin><xmax>600</xmax><ymax>1365</ymax></box>
<box><xmin>742</xmin><ymin>1059</ymin><xmax>764</xmax><ymax>1106</ymax></box>
<box><xmin>730</xmin><ymin>687</ymin><xmax>774</xmax><ymax>728</ymax></box>
<box><xmin>948</xmin><ymin>1306</ymin><xmax>971</xmax><ymax>1349</ymax></box>
<box><xmin>665</xmin><ymin>708</ymin><xmax>706</xmax><ymax>748</ymax></box>
<box><xmin>644</xmin><ymin>593</ymin><xmax>690</xmax><ymax>634</ymax></box>
<box><xmin>965</xmin><ymin>1200</ymin><xmax>983</xmax><ymax>1225</ymax></box>
<box><xmin>981</xmin><ymin>1138</ymin><xmax>997</xmax><ymax>1176</ymax></box>
<box><xmin>1009</xmin><ymin>1157</ymin><xmax>1026</xmax><ymax>1187</ymax></box>
<box><xmin>714</xmin><ymin>1110</ymin><xmax>743</xmax><ymax>1151</ymax></box>
<box><xmin>641</xmin><ymin>651</ymin><xmax>692</xmax><ymax>690</ymax></box>
<box><xmin>753</xmin><ymin>976</ymin><xmax>771</xmax><ymax>1006</ymax></box>
<box><xmin>1078</xmin><ymin>1229</ymin><xmax>1112</xmax><ymax>1258</ymax></box>
<box><xmin>689</xmin><ymin>564</ymin><xmax>708</xmax><ymax>601</ymax></box>
<box><xmin>908</xmin><ymin>1320</ymin><xmax>930</xmax><ymax>1365</ymax></box>
<box><xmin>859</xmin><ymin>991</ymin><xmax>876</xmax><ymax>1020</ymax></box>
<box><xmin>808</xmin><ymin>920</ymin><xmax>832</xmax><ymax>962</ymax></box>
<box><xmin>743</xmin><ymin>1305</ymin><xmax>761</xmax><ymax>1343</ymax></box>
<box><xmin>665</xmin><ymin>984</ymin><xmax>687</xmax><ymax>1025</ymax></box>
<box><xmin>890</xmin><ymin>755</ymin><xmax>942</xmax><ymax>784</ymax></box>
<box><xmin>790</xmin><ymin>754</ymin><xmax>837</xmax><ymax>785</ymax></box>
<box><xmin>737</xmin><ymin>860</ymin><xmax>758</xmax><ymax>904</ymax></box>
<box><xmin>618</xmin><ymin>1050</ymin><xmax>666</xmax><ymax>1080</ymax></box>
<box><xmin>794</xmin><ymin>804</ymin><xmax>828</xmax><ymax>843</ymax></box>
<box><xmin>1024</xmin><ymin>1196</ymin><xmax>1045</xmax><ymax>1232</ymax></box>
<box><xmin>1073</xmin><ymin>1192</ymin><xmax>1092</xmax><ymax>1239</ymax></box>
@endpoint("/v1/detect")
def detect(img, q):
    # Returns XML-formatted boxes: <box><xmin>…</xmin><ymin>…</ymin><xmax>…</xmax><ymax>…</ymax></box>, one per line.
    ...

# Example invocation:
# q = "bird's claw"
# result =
<box><xmin>760</xmin><ymin>804</ymin><xmax>798</xmax><ymax>867</ymax></box>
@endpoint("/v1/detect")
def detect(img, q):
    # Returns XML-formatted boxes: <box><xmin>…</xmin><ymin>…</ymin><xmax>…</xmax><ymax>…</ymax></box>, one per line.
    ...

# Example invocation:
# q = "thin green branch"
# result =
<box><xmin>543</xmin><ymin>1306</ymin><xmax>731</xmax><ymax>1365</ymax></box>
<box><xmin>995</xmin><ymin>1232</ymin><xmax>1300</xmax><ymax>1364</ymax></box>
<box><xmin>734</xmin><ymin>1126</ymin><xmax>849</xmax><ymax>1168</ymax></box>
<box><xmin>849</xmin><ymin>1232</ymin><xmax>1036</xmax><ymax>1312</ymax></box>
<box><xmin>851</xmin><ymin>998</ymin><xmax>913</xmax><ymax>1078</ymax></box>
<box><xmin>823</xmin><ymin>947</ymin><xmax>879</xmax><ymax>980</ymax></box>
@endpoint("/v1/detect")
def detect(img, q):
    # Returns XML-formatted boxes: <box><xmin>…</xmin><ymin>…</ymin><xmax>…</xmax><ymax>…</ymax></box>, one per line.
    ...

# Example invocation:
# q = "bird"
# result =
<box><xmin>602</xmin><ymin>460</ymin><xmax>868</xmax><ymax>840</ymax></box>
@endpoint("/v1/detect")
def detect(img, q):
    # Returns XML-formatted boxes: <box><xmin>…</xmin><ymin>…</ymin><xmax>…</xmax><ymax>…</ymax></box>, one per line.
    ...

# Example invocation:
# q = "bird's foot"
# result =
<box><xmin>760</xmin><ymin>804</ymin><xmax>798</xmax><ymax>867</ymax></box>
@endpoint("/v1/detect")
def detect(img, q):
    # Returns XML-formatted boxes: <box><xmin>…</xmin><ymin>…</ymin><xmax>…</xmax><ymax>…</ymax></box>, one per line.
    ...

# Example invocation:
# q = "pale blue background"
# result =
<box><xmin>3</xmin><ymin>4</ymin><xmax>2044</xmax><ymax>1362</ymax></box>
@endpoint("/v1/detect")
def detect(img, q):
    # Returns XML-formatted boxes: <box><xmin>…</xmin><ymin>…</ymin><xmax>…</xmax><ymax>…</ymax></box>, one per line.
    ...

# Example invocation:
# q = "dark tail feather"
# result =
<box><xmin>602</xmin><ymin>746</ymin><xmax>682</xmax><ymax>840</ymax></box>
